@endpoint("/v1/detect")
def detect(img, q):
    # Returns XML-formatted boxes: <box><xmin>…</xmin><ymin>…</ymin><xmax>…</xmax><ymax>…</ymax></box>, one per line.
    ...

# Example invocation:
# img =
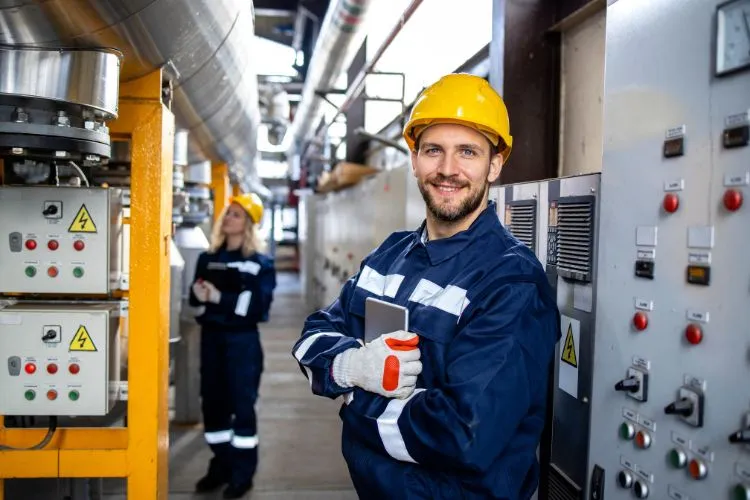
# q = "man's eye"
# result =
<box><xmin>425</xmin><ymin>147</ymin><xmax>440</xmax><ymax>155</ymax></box>
<box><xmin>461</xmin><ymin>148</ymin><xmax>476</xmax><ymax>156</ymax></box>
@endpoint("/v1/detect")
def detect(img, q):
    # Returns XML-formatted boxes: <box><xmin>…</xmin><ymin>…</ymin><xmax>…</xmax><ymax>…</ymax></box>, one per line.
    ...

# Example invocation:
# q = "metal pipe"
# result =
<box><xmin>354</xmin><ymin>127</ymin><xmax>409</xmax><ymax>154</ymax></box>
<box><xmin>261</xmin><ymin>0</ymin><xmax>373</xmax><ymax>154</ymax></box>
<box><xmin>313</xmin><ymin>0</ymin><xmax>424</xmax><ymax>144</ymax></box>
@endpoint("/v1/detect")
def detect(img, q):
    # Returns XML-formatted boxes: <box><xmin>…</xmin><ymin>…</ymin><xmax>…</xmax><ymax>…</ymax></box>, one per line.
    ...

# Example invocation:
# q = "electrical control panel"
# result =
<box><xmin>0</xmin><ymin>186</ymin><xmax>125</xmax><ymax>295</ymax></box>
<box><xmin>0</xmin><ymin>302</ymin><xmax>121</xmax><ymax>416</ymax></box>
<box><xmin>546</xmin><ymin>174</ymin><xmax>601</xmax><ymax>499</ymax></box>
<box><xmin>586</xmin><ymin>1</ymin><xmax>750</xmax><ymax>499</ymax></box>
<box><xmin>491</xmin><ymin>181</ymin><xmax>545</xmax><ymax>263</ymax></box>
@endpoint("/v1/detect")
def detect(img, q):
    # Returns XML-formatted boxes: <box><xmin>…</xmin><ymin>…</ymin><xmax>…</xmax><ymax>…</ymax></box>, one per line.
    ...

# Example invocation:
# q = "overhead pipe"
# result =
<box><xmin>314</xmin><ymin>0</ymin><xmax>424</xmax><ymax>144</ymax></box>
<box><xmin>260</xmin><ymin>0</ymin><xmax>373</xmax><ymax>154</ymax></box>
<box><xmin>0</xmin><ymin>0</ymin><xmax>261</xmax><ymax>183</ymax></box>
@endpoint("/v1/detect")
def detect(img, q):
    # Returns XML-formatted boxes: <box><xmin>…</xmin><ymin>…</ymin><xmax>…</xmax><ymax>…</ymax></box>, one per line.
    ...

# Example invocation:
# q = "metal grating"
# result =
<box><xmin>509</xmin><ymin>201</ymin><xmax>537</xmax><ymax>252</ymax></box>
<box><xmin>548</xmin><ymin>465</ymin><xmax>582</xmax><ymax>500</ymax></box>
<box><xmin>556</xmin><ymin>197</ymin><xmax>594</xmax><ymax>282</ymax></box>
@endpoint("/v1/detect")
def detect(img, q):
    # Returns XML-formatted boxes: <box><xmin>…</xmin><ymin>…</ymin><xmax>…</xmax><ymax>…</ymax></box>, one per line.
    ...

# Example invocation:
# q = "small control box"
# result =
<box><xmin>0</xmin><ymin>302</ymin><xmax>121</xmax><ymax>416</ymax></box>
<box><xmin>0</xmin><ymin>186</ymin><xmax>125</xmax><ymax>295</ymax></box>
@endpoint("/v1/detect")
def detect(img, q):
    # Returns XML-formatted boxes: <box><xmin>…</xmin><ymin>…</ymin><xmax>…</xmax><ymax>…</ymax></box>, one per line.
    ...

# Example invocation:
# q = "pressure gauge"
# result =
<box><xmin>716</xmin><ymin>0</ymin><xmax>750</xmax><ymax>76</ymax></box>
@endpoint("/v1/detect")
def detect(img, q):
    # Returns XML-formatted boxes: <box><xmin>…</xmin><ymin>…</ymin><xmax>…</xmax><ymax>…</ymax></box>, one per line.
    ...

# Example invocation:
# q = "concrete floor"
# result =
<box><xmin>3</xmin><ymin>272</ymin><xmax>356</xmax><ymax>500</ymax></box>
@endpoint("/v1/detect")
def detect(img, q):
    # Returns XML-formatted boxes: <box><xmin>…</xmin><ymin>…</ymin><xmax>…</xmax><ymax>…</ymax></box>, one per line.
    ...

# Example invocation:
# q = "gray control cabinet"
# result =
<box><xmin>0</xmin><ymin>303</ymin><xmax>121</xmax><ymax>416</ymax></box>
<box><xmin>586</xmin><ymin>1</ymin><xmax>750</xmax><ymax>499</ymax></box>
<box><xmin>0</xmin><ymin>186</ymin><xmax>125</xmax><ymax>295</ymax></box>
<box><xmin>546</xmin><ymin>174</ymin><xmax>602</xmax><ymax>500</ymax></box>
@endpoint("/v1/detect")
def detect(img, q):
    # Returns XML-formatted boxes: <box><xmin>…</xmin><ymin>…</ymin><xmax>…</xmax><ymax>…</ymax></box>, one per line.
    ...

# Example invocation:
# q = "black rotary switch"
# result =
<box><xmin>664</xmin><ymin>398</ymin><xmax>694</xmax><ymax>417</ymax></box>
<box><xmin>614</xmin><ymin>376</ymin><xmax>640</xmax><ymax>393</ymax></box>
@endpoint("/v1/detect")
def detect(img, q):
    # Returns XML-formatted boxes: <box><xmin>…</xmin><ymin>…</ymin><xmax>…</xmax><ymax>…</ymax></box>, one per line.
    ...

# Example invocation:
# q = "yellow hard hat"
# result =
<box><xmin>230</xmin><ymin>192</ymin><xmax>264</xmax><ymax>224</ymax></box>
<box><xmin>403</xmin><ymin>73</ymin><xmax>512</xmax><ymax>160</ymax></box>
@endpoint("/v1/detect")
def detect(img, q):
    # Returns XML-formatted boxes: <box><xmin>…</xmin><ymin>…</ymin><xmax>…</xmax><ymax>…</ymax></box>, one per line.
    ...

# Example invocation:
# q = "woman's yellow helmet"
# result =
<box><xmin>230</xmin><ymin>192</ymin><xmax>264</xmax><ymax>224</ymax></box>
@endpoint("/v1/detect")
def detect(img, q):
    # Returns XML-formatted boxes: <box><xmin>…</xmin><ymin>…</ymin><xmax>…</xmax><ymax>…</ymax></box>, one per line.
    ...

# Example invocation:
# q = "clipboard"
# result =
<box><xmin>364</xmin><ymin>297</ymin><xmax>409</xmax><ymax>343</ymax></box>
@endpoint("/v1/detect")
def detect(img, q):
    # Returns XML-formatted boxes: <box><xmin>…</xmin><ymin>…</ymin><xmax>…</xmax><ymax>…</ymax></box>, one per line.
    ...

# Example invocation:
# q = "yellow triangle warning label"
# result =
<box><xmin>561</xmin><ymin>324</ymin><xmax>577</xmax><ymax>367</ymax></box>
<box><xmin>68</xmin><ymin>204</ymin><xmax>97</xmax><ymax>233</ymax></box>
<box><xmin>69</xmin><ymin>325</ymin><xmax>97</xmax><ymax>352</ymax></box>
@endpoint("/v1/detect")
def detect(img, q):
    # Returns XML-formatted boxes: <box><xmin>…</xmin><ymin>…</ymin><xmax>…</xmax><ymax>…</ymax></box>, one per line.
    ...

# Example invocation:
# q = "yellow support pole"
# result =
<box><xmin>232</xmin><ymin>183</ymin><xmax>242</xmax><ymax>197</ymax></box>
<box><xmin>110</xmin><ymin>68</ymin><xmax>173</xmax><ymax>499</ymax></box>
<box><xmin>212</xmin><ymin>162</ymin><xmax>230</xmax><ymax>222</ymax></box>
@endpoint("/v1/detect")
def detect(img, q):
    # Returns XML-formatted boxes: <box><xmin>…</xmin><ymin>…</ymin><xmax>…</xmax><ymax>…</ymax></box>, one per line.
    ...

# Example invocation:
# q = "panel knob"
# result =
<box><xmin>729</xmin><ymin>428</ymin><xmax>750</xmax><ymax>444</ymax></box>
<box><xmin>664</xmin><ymin>397</ymin><xmax>694</xmax><ymax>417</ymax></box>
<box><xmin>633</xmin><ymin>479</ymin><xmax>649</xmax><ymax>498</ymax></box>
<box><xmin>615</xmin><ymin>376</ymin><xmax>640</xmax><ymax>393</ymax></box>
<box><xmin>617</xmin><ymin>470</ymin><xmax>633</xmax><ymax>488</ymax></box>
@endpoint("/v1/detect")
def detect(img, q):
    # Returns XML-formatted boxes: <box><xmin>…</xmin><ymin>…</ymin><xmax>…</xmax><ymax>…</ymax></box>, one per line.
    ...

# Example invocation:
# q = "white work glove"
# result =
<box><xmin>192</xmin><ymin>281</ymin><xmax>208</xmax><ymax>303</ymax></box>
<box><xmin>202</xmin><ymin>281</ymin><xmax>221</xmax><ymax>304</ymax></box>
<box><xmin>332</xmin><ymin>331</ymin><xmax>422</xmax><ymax>399</ymax></box>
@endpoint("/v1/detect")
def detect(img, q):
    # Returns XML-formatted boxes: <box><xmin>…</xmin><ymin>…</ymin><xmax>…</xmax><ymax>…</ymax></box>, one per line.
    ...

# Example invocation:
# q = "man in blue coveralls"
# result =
<box><xmin>292</xmin><ymin>73</ymin><xmax>561</xmax><ymax>499</ymax></box>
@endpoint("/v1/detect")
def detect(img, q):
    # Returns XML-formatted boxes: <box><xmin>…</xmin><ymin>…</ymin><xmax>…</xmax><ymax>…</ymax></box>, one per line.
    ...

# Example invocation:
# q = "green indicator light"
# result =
<box><xmin>24</xmin><ymin>389</ymin><xmax>35</xmax><ymax>401</ymax></box>
<box><xmin>668</xmin><ymin>448</ymin><xmax>686</xmax><ymax>468</ymax></box>
<box><xmin>73</xmin><ymin>267</ymin><xmax>84</xmax><ymax>278</ymax></box>
<box><xmin>25</xmin><ymin>266</ymin><xmax>36</xmax><ymax>277</ymax></box>
<box><xmin>734</xmin><ymin>484</ymin><xmax>750</xmax><ymax>500</ymax></box>
<box><xmin>68</xmin><ymin>390</ymin><xmax>80</xmax><ymax>401</ymax></box>
<box><xmin>619</xmin><ymin>422</ymin><xmax>633</xmax><ymax>440</ymax></box>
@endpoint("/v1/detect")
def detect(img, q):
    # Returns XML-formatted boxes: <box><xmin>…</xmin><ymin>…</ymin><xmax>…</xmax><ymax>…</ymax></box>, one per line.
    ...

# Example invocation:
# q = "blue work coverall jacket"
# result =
<box><xmin>292</xmin><ymin>201</ymin><xmax>561</xmax><ymax>499</ymax></box>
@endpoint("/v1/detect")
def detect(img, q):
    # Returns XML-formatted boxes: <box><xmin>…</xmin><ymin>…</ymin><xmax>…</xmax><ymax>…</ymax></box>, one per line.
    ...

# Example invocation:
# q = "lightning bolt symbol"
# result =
<box><xmin>79</xmin><ymin>213</ymin><xmax>88</xmax><ymax>229</ymax></box>
<box><xmin>78</xmin><ymin>332</ymin><xmax>86</xmax><ymax>349</ymax></box>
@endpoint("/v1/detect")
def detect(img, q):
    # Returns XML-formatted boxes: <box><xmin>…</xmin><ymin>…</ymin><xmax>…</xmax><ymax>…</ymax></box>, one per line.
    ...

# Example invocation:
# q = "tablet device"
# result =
<box><xmin>199</xmin><ymin>262</ymin><xmax>244</xmax><ymax>293</ymax></box>
<box><xmin>364</xmin><ymin>297</ymin><xmax>409</xmax><ymax>343</ymax></box>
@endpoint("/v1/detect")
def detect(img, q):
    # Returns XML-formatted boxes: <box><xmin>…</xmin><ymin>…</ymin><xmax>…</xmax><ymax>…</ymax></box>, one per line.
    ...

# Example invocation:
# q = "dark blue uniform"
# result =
<box><xmin>292</xmin><ymin>202</ymin><xmax>560</xmax><ymax>499</ymax></box>
<box><xmin>189</xmin><ymin>246</ymin><xmax>276</xmax><ymax>488</ymax></box>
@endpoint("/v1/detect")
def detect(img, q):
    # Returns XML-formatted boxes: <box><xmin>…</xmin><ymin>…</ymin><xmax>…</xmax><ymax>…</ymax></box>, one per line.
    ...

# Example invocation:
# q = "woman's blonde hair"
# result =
<box><xmin>208</xmin><ymin>204</ymin><xmax>267</xmax><ymax>257</ymax></box>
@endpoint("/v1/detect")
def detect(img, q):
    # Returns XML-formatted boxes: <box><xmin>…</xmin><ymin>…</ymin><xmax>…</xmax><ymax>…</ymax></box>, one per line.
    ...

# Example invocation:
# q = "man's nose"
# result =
<box><xmin>437</xmin><ymin>154</ymin><xmax>460</xmax><ymax>176</ymax></box>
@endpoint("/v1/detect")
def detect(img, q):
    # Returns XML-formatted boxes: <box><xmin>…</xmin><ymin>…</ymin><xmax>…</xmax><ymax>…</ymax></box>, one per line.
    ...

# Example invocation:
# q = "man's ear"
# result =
<box><xmin>411</xmin><ymin>149</ymin><xmax>418</xmax><ymax>177</ymax></box>
<box><xmin>488</xmin><ymin>153</ymin><xmax>503</xmax><ymax>183</ymax></box>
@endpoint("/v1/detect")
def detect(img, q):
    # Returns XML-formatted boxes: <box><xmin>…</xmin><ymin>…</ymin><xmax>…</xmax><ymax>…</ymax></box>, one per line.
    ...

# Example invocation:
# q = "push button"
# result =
<box><xmin>24</xmin><ymin>362</ymin><xmax>36</xmax><ymax>374</ymax></box>
<box><xmin>617</xmin><ymin>469</ymin><xmax>633</xmax><ymax>488</ymax></box>
<box><xmin>24</xmin><ymin>389</ymin><xmax>36</xmax><ymax>401</ymax></box>
<box><xmin>25</xmin><ymin>239</ymin><xmax>37</xmax><ymax>250</ymax></box>
<box><xmin>46</xmin><ymin>389</ymin><xmax>57</xmax><ymax>401</ymax></box>
<box><xmin>619</xmin><ymin>422</ymin><xmax>635</xmax><ymax>440</ymax></box>
<box><xmin>688</xmin><ymin>458</ymin><xmax>707</xmax><ymax>480</ymax></box>
<box><xmin>635</xmin><ymin>430</ymin><xmax>652</xmax><ymax>449</ymax></box>
<box><xmin>668</xmin><ymin>448</ymin><xmax>687</xmax><ymax>468</ymax></box>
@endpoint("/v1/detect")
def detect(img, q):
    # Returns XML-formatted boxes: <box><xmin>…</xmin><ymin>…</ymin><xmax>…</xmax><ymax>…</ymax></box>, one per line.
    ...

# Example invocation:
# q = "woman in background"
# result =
<box><xmin>189</xmin><ymin>192</ymin><xmax>276</xmax><ymax>499</ymax></box>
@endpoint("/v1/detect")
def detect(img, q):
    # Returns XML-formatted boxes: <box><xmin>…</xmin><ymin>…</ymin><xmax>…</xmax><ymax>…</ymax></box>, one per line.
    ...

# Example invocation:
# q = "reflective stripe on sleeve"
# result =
<box><xmin>293</xmin><ymin>331</ymin><xmax>345</xmax><ymax>362</ymax></box>
<box><xmin>234</xmin><ymin>290</ymin><xmax>252</xmax><ymax>316</ymax></box>
<box><xmin>376</xmin><ymin>388</ymin><xmax>425</xmax><ymax>463</ymax></box>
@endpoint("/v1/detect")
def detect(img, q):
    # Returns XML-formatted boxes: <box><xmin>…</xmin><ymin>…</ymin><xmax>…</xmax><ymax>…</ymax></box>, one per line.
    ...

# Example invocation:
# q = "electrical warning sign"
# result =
<box><xmin>68</xmin><ymin>204</ymin><xmax>97</xmax><ymax>233</ymax></box>
<box><xmin>69</xmin><ymin>325</ymin><xmax>97</xmax><ymax>352</ymax></box>
<box><xmin>561</xmin><ymin>324</ymin><xmax>578</xmax><ymax>367</ymax></box>
<box><xmin>558</xmin><ymin>315</ymin><xmax>580</xmax><ymax>399</ymax></box>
